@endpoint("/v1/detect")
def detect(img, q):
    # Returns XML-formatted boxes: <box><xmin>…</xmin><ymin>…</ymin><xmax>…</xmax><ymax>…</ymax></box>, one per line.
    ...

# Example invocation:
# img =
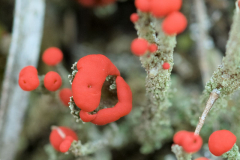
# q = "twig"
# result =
<box><xmin>194</xmin><ymin>89</ymin><xmax>220</xmax><ymax>135</ymax></box>
<box><xmin>0</xmin><ymin>0</ymin><xmax>45</xmax><ymax>159</ymax></box>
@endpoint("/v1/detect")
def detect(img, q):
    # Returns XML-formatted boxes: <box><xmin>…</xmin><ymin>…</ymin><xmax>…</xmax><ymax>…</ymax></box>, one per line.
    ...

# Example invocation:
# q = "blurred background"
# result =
<box><xmin>0</xmin><ymin>0</ymin><xmax>237</xmax><ymax>160</ymax></box>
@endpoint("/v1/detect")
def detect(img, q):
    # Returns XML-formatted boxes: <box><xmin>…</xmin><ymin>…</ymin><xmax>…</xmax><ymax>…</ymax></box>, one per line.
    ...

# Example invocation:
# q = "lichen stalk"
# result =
<box><xmin>204</xmin><ymin>5</ymin><xmax>240</xmax><ymax>97</ymax></box>
<box><xmin>133</xmin><ymin>11</ymin><xmax>176</xmax><ymax>153</ymax></box>
<box><xmin>222</xmin><ymin>144</ymin><xmax>240</xmax><ymax>160</ymax></box>
<box><xmin>171</xmin><ymin>145</ymin><xmax>192</xmax><ymax>160</ymax></box>
<box><xmin>194</xmin><ymin>89</ymin><xmax>220</xmax><ymax>135</ymax></box>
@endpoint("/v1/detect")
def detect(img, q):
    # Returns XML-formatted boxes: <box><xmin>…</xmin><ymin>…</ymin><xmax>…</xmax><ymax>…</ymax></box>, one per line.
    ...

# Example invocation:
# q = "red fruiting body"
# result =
<box><xmin>131</xmin><ymin>38</ymin><xmax>149</xmax><ymax>56</ymax></box>
<box><xmin>78</xmin><ymin>0</ymin><xmax>95</xmax><ymax>7</ymax></box>
<box><xmin>148</xmin><ymin>44</ymin><xmax>158</xmax><ymax>53</ymax></box>
<box><xmin>130</xmin><ymin>13</ymin><xmax>139</xmax><ymax>23</ymax></box>
<box><xmin>173</xmin><ymin>130</ymin><xmax>203</xmax><ymax>153</ymax></box>
<box><xmin>59</xmin><ymin>88</ymin><xmax>72</xmax><ymax>106</ymax></box>
<box><xmin>135</xmin><ymin>0</ymin><xmax>151</xmax><ymax>12</ymax></box>
<box><xmin>80</xmin><ymin>76</ymin><xmax>132</xmax><ymax>125</ymax></box>
<box><xmin>173</xmin><ymin>130</ymin><xmax>190</xmax><ymax>145</ymax></box>
<box><xmin>162</xmin><ymin>12</ymin><xmax>187</xmax><ymax>35</ymax></box>
<box><xmin>19</xmin><ymin>66</ymin><xmax>38</xmax><ymax>77</ymax></box>
<box><xmin>42</xmin><ymin>47</ymin><xmax>63</xmax><ymax>66</ymax></box>
<box><xmin>72</xmin><ymin>54</ymin><xmax>120</xmax><ymax>112</ymax></box>
<box><xmin>44</xmin><ymin>71</ymin><xmax>62</xmax><ymax>91</ymax></box>
<box><xmin>182</xmin><ymin>133</ymin><xmax>203</xmax><ymax>153</ymax></box>
<box><xmin>169</xmin><ymin>0</ymin><xmax>182</xmax><ymax>13</ymax></box>
<box><xmin>50</xmin><ymin>126</ymin><xmax>78</xmax><ymax>152</ymax></box>
<box><xmin>162</xmin><ymin>62</ymin><xmax>170</xmax><ymax>70</ymax></box>
<box><xmin>72</xmin><ymin>54</ymin><xmax>132</xmax><ymax>125</ymax></box>
<box><xmin>150</xmin><ymin>0</ymin><xmax>172</xmax><ymax>17</ymax></box>
<box><xmin>19</xmin><ymin>66</ymin><xmax>40</xmax><ymax>91</ymax></box>
<box><xmin>208</xmin><ymin>130</ymin><xmax>236</xmax><ymax>156</ymax></box>
<box><xmin>195</xmin><ymin>158</ymin><xmax>209</xmax><ymax>160</ymax></box>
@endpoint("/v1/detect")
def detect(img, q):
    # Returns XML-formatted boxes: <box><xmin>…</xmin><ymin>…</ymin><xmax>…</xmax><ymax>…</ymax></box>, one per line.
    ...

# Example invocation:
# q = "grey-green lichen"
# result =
<box><xmin>222</xmin><ymin>144</ymin><xmax>240</xmax><ymax>160</ymax></box>
<box><xmin>171</xmin><ymin>145</ymin><xmax>192</xmax><ymax>160</ymax></box>
<box><xmin>133</xmin><ymin>11</ymin><xmax>176</xmax><ymax>153</ymax></box>
<box><xmin>68</xmin><ymin>62</ymin><xmax>78</xmax><ymax>85</ymax></box>
<box><xmin>69</xmin><ymin>96</ymin><xmax>82</xmax><ymax>123</ymax></box>
<box><xmin>69</xmin><ymin>139</ymin><xmax>109</xmax><ymax>157</ymax></box>
<box><xmin>203</xmin><ymin>8</ymin><xmax>240</xmax><ymax>98</ymax></box>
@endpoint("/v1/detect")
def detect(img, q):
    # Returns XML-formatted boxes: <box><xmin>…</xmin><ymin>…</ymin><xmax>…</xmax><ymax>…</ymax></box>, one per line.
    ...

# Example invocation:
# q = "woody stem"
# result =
<box><xmin>194</xmin><ymin>89</ymin><xmax>220</xmax><ymax>135</ymax></box>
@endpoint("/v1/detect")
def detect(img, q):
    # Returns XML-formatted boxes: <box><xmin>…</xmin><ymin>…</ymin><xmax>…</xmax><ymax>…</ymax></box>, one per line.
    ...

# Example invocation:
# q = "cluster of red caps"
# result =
<box><xmin>173</xmin><ymin>130</ymin><xmax>237</xmax><ymax>158</ymax></box>
<box><xmin>77</xmin><ymin>0</ymin><xmax>115</xmax><ymax>7</ymax></box>
<box><xmin>18</xmin><ymin>47</ymin><xmax>72</xmax><ymax>107</ymax></box>
<box><xmin>130</xmin><ymin>38</ymin><xmax>171</xmax><ymax>70</ymax></box>
<box><xmin>72</xmin><ymin>54</ymin><xmax>132</xmax><ymax>125</ymax></box>
<box><xmin>132</xmin><ymin>0</ymin><xmax>187</xmax><ymax>35</ymax></box>
<box><xmin>50</xmin><ymin>126</ymin><xmax>78</xmax><ymax>153</ymax></box>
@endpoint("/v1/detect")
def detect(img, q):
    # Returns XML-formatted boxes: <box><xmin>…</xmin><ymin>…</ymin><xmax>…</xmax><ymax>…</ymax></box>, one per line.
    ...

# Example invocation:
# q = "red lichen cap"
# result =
<box><xmin>150</xmin><ymin>0</ymin><xmax>172</xmax><ymax>17</ymax></box>
<box><xmin>130</xmin><ymin>13</ymin><xmax>139</xmax><ymax>23</ymax></box>
<box><xmin>169</xmin><ymin>0</ymin><xmax>182</xmax><ymax>13</ymax></box>
<box><xmin>162</xmin><ymin>62</ymin><xmax>170</xmax><ymax>70</ymax></box>
<box><xmin>44</xmin><ymin>71</ymin><xmax>62</xmax><ymax>91</ymax></box>
<box><xmin>148</xmin><ymin>44</ymin><xmax>158</xmax><ymax>53</ymax></box>
<box><xmin>59</xmin><ymin>136</ymin><xmax>74</xmax><ymax>153</ymax></box>
<box><xmin>42</xmin><ymin>47</ymin><xmax>63</xmax><ymax>66</ymax></box>
<box><xmin>81</xmin><ymin>76</ymin><xmax>132</xmax><ymax>125</ymax></box>
<box><xmin>208</xmin><ymin>130</ymin><xmax>236</xmax><ymax>156</ymax></box>
<box><xmin>50</xmin><ymin>126</ymin><xmax>78</xmax><ymax>152</ymax></box>
<box><xmin>182</xmin><ymin>133</ymin><xmax>203</xmax><ymax>153</ymax></box>
<box><xmin>59</xmin><ymin>88</ymin><xmax>72</xmax><ymax>106</ymax></box>
<box><xmin>194</xmin><ymin>158</ymin><xmax>209</xmax><ymax>160</ymax></box>
<box><xmin>162</xmin><ymin>12</ymin><xmax>187</xmax><ymax>35</ymax></box>
<box><xmin>131</xmin><ymin>38</ymin><xmax>149</xmax><ymax>56</ymax></box>
<box><xmin>173</xmin><ymin>130</ymin><xmax>190</xmax><ymax>145</ymax></box>
<box><xmin>135</xmin><ymin>0</ymin><xmax>151</xmax><ymax>12</ymax></box>
<box><xmin>72</xmin><ymin>54</ymin><xmax>120</xmax><ymax>112</ymax></box>
<box><xmin>19</xmin><ymin>66</ymin><xmax>38</xmax><ymax>77</ymax></box>
<box><xmin>19</xmin><ymin>66</ymin><xmax>39</xmax><ymax>91</ymax></box>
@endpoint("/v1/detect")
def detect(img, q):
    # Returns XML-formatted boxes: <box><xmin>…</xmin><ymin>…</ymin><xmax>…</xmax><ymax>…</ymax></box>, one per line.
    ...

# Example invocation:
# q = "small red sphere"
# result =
<box><xmin>42</xmin><ymin>47</ymin><xmax>63</xmax><ymax>66</ymax></box>
<box><xmin>19</xmin><ymin>66</ymin><xmax>38</xmax><ymax>77</ymax></box>
<box><xmin>150</xmin><ymin>0</ymin><xmax>171</xmax><ymax>17</ymax></box>
<box><xmin>162</xmin><ymin>62</ymin><xmax>170</xmax><ymax>70</ymax></box>
<box><xmin>182</xmin><ymin>133</ymin><xmax>203</xmax><ymax>153</ymax></box>
<box><xmin>173</xmin><ymin>130</ymin><xmax>190</xmax><ymax>145</ymax></box>
<box><xmin>19</xmin><ymin>66</ymin><xmax>39</xmax><ymax>91</ymax></box>
<box><xmin>208</xmin><ymin>130</ymin><xmax>236</xmax><ymax>156</ymax></box>
<box><xmin>162</xmin><ymin>12</ymin><xmax>187</xmax><ymax>35</ymax></box>
<box><xmin>130</xmin><ymin>13</ymin><xmax>139</xmax><ymax>23</ymax></box>
<box><xmin>169</xmin><ymin>0</ymin><xmax>182</xmax><ymax>13</ymax></box>
<box><xmin>131</xmin><ymin>38</ymin><xmax>149</xmax><ymax>56</ymax></box>
<box><xmin>59</xmin><ymin>88</ymin><xmax>72</xmax><ymax>106</ymax></box>
<box><xmin>135</xmin><ymin>0</ymin><xmax>151</xmax><ymax>12</ymax></box>
<box><xmin>44</xmin><ymin>71</ymin><xmax>62</xmax><ymax>91</ymax></box>
<box><xmin>148</xmin><ymin>44</ymin><xmax>158</xmax><ymax>53</ymax></box>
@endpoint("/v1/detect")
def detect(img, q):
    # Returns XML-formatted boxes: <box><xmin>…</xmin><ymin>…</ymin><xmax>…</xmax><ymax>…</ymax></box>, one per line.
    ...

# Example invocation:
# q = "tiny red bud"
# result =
<box><xmin>131</xmin><ymin>38</ymin><xmax>148</xmax><ymax>56</ymax></box>
<box><xmin>130</xmin><ymin>13</ymin><xmax>139</xmax><ymax>23</ymax></box>
<box><xmin>42</xmin><ymin>47</ymin><xmax>63</xmax><ymax>66</ymax></box>
<box><xmin>44</xmin><ymin>71</ymin><xmax>62</xmax><ymax>91</ymax></box>
<box><xmin>18</xmin><ymin>66</ymin><xmax>39</xmax><ymax>91</ymax></box>
<box><xmin>148</xmin><ymin>44</ymin><xmax>158</xmax><ymax>53</ymax></box>
<box><xmin>162</xmin><ymin>12</ymin><xmax>187</xmax><ymax>35</ymax></box>
<box><xmin>182</xmin><ymin>133</ymin><xmax>203</xmax><ymax>153</ymax></box>
<box><xmin>162</xmin><ymin>62</ymin><xmax>170</xmax><ymax>70</ymax></box>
